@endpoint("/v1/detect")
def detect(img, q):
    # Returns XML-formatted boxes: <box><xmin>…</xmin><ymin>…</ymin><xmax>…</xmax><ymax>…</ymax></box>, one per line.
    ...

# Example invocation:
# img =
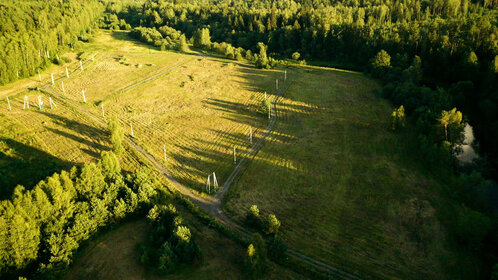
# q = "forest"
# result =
<box><xmin>0</xmin><ymin>0</ymin><xmax>103</xmax><ymax>85</ymax></box>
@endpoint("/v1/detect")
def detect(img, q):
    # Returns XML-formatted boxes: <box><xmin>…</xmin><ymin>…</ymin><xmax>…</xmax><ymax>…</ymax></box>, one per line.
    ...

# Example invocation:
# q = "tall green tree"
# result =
<box><xmin>108</xmin><ymin>115</ymin><xmax>124</xmax><ymax>155</ymax></box>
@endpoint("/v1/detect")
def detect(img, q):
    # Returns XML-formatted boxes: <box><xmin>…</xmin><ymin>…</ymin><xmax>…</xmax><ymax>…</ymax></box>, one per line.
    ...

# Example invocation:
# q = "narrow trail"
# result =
<box><xmin>40</xmin><ymin>56</ymin><xmax>363</xmax><ymax>280</ymax></box>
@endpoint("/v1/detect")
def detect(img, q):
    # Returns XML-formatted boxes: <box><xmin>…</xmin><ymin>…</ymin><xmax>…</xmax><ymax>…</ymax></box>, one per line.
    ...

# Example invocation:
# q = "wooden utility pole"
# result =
<box><xmin>6</xmin><ymin>97</ymin><xmax>11</xmax><ymax>111</ymax></box>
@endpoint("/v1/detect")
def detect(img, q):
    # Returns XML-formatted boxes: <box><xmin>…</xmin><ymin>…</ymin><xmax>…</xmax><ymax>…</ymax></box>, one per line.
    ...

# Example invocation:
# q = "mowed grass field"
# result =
<box><xmin>224</xmin><ymin>66</ymin><xmax>456</xmax><ymax>279</ymax></box>
<box><xmin>92</xmin><ymin>58</ymin><xmax>283</xmax><ymax>193</ymax></box>
<box><xmin>0</xmin><ymin>30</ymin><xmax>171</xmax><ymax>198</ymax></box>
<box><xmin>46</xmin><ymin>31</ymin><xmax>286</xmax><ymax>193</ymax></box>
<box><xmin>1</xmin><ymin>29</ymin><xmax>283</xmax><ymax>196</ymax></box>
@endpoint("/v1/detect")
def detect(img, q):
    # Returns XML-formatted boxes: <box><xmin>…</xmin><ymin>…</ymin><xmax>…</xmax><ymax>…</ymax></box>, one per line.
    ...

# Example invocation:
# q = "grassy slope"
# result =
<box><xmin>224</xmin><ymin>66</ymin><xmax>461</xmax><ymax>279</ymax></box>
<box><xmin>93</xmin><ymin>57</ymin><xmax>284</xmax><ymax>193</ymax></box>
<box><xmin>49</xmin><ymin>31</ymin><xmax>286</xmax><ymax>193</ymax></box>
<box><xmin>0</xmin><ymin>30</ymin><xmax>164</xmax><ymax>198</ymax></box>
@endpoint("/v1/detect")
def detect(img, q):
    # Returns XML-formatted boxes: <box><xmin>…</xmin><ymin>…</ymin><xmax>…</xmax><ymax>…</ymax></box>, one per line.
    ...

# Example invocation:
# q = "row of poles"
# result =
<box><xmin>7</xmin><ymin>58</ymin><xmax>288</xmax><ymax>196</ymax></box>
<box><xmin>120</xmin><ymin>69</ymin><xmax>288</xmax><ymax>194</ymax></box>
<box><xmin>203</xmin><ymin>69</ymin><xmax>285</xmax><ymax>193</ymax></box>
<box><xmin>6</xmin><ymin>55</ymin><xmax>97</xmax><ymax>112</ymax></box>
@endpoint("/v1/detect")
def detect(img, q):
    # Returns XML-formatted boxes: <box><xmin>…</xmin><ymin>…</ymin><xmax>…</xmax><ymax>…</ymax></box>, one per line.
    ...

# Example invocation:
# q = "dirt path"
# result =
<box><xmin>40</xmin><ymin>57</ymin><xmax>362</xmax><ymax>279</ymax></box>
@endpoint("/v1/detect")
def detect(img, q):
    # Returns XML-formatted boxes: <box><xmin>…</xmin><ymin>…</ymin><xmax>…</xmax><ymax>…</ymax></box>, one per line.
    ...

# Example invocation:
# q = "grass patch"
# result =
<box><xmin>224</xmin><ymin>65</ymin><xmax>464</xmax><ymax>279</ymax></box>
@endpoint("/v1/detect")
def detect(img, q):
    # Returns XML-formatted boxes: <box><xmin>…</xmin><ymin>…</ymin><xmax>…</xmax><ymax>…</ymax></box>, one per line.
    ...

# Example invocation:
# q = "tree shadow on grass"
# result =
<box><xmin>0</xmin><ymin>137</ymin><xmax>72</xmax><ymax>200</ymax></box>
<box><xmin>110</xmin><ymin>31</ymin><xmax>160</xmax><ymax>52</ymax></box>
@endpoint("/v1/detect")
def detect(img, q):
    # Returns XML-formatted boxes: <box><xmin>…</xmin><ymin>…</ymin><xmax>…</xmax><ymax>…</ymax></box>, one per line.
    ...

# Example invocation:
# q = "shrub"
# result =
<box><xmin>260</xmin><ymin>99</ymin><xmax>272</xmax><ymax>116</ymax></box>
<box><xmin>266</xmin><ymin>214</ymin><xmax>280</xmax><ymax>235</ymax></box>
<box><xmin>292</xmin><ymin>52</ymin><xmax>300</xmax><ymax>60</ymax></box>
<box><xmin>244</xmin><ymin>233</ymin><xmax>268</xmax><ymax>278</ymax></box>
<box><xmin>246</xmin><ymin>205</ymin><xmax>262</xmax><ymax>229</ymax></box>
<box><xmin>391</xmin><ymin>105</ymin><xmax>406</xmax><ymax>131</ymax></box>
<box><xmin>267</xmin><ymin>236</ymin><xmax>287</xmax><ymax>263</ymax></box>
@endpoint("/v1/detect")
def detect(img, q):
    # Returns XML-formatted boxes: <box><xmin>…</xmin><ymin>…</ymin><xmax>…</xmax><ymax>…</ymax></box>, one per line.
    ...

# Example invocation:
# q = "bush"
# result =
<box><xmin>244</xmin><ymin>233</ymin><xmax>268</xmax><ymax>278</ymax></box>
<box><xmin>292</xmin><ymin>52</ymin><xmax>300</xmax><ymax>60</ymax></box>
<box><xmin>267</xmin><ymin>236</ymin><xmax>287</xmax><ymax>264</ymax></box>
<box><xmin>246</xmin><ymin>205</ymin><xmax>262</xmax><ymax>229</ymax></box>
<box><xmin>266</xmin><ymin>214</ymin><xmax>280</xmax><ymax>235</ymax></box>
<box><xmin>260</xmin><ymin>99</ymin><xmax>272</xmax><ymax>116</ymax></box>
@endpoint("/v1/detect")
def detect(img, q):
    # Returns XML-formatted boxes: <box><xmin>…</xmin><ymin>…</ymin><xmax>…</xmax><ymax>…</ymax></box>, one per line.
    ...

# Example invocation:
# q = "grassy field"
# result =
<box><xmin>0</xmin><ymin>30</ymin><xmax>176</xmax><ymax>197</ymax></box>
<box><xmin>224</xmin><ymin>66</ymin><xmax>460</xmax><ymax>279</ymax></box>
<box><xmin>43</xmin><ymin>30</ymin><xmax>286</xmax><ymax>193</ymax></box>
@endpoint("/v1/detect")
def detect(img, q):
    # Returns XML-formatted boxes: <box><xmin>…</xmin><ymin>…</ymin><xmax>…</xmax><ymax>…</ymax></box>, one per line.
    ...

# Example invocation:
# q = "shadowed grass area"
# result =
<box><xmin>64</xmin><ymin>213</ymin><xmax>305</xmax><ymax>280</ymax></box>
<box><xmin>224</xmin><ymin>66</ymin><xmax>460</xmax><ymax>280</ymax></box>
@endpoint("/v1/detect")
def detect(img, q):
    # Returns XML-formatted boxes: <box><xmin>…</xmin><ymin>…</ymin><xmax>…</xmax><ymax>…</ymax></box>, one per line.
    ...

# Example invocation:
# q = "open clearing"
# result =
<box><xmin>224</xmin><ymin>66</ymin><xmax>456</xmax><ymax>280</ymax></box>
<box><xmin>0</xmin><ymin>30</ymin><xmax>281</xmax><ymax>197</ymax></box>
<box><xmin>44</xmin><ymin>31</ymin><xmax>285</xmax><ymax>194</ymax></box>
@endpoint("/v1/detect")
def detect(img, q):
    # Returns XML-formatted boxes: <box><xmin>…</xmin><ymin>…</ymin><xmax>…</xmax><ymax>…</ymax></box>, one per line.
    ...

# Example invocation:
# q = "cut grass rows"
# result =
<box><xmin>225</xmin><ymin>66</ymin><xmax>448</xmax><ymax>280</ymax></box>
<box><xmin>46</xmin><ymin>53</ymin><xmax>285</xmax><ymax>193</ymax></box>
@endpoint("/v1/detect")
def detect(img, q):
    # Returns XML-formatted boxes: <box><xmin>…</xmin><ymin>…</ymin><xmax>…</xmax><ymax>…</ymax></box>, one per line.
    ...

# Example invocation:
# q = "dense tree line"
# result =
<box><xmin>0</xmin><ymin>0</ymin><xmax>105</xmax><ymax>85</ymax></box>
<box><xmin>0</xmin><ymin>150</ymin><xmax>162</xmax><ymax>279</ymax></box>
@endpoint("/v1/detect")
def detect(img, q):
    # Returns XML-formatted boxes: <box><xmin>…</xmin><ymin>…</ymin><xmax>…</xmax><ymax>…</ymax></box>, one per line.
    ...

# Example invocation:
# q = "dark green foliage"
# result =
<box><xmin>492</xmin><ymin>263</ymin><xmax>498</xmax><ymax>280</ymax></box>
<box><xmin>244</xmin><ymin>233</ymin><xmax>268</xmax><ymax>278</ymax></box>
<box><xmin>0</xmin><ymin>0</ymin><xmax>104</xmax><ymax>85</ymax></box>
<box><xmin>192</xmin><ymin>28</ymin><xmax>211</xmax><ymax>48</ymax></box>
<box><xmin>391</xmin><ymin>105</ymin><xmax>406</xmax><ymax>131</ymax></box>
<box><xmin>0</xmin><ymin>151</ymin><xmax>158</xmax><ymax>278</ymax></box>
<box><xmin>266</xmin><ymin>236</ymin><xmax>287</xmax><ymax>264</ymax></box>
<box><xmin>370</xmin><ymin>50</ymin><xmax>391</xmax><ymax>78</ymax></box>
<box><xmin>139</xmin><ymin>204</ymin><xmax>202</xmax><ymax>275</ymax></box>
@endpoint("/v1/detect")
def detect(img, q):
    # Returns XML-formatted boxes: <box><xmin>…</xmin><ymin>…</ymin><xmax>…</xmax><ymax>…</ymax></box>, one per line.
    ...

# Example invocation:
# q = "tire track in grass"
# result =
<box><xmin>41</xmin><ymin>59</ymin><xmax>363</xmax><ymax>279</ymax></box>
